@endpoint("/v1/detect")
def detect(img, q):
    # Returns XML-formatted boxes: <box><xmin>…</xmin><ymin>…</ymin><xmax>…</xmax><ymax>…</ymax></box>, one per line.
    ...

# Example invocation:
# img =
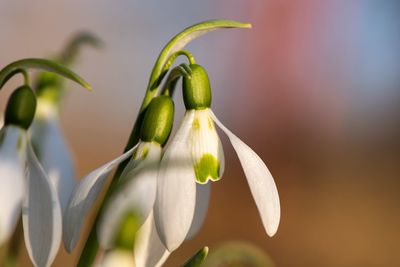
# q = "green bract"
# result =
<box><xmin>183</xmin><ymin>64</ymin><xmax>211</xmax><ymax>110</ymax></box>
<box><xmin>4</xmin><ymin>85</ymin><xmax>37</xmax><ymax>129</ymax></box>
<box><xmin>140</xmin><ymin>96</ymin><xmax>174</xmax><ymax>146</ymax></box>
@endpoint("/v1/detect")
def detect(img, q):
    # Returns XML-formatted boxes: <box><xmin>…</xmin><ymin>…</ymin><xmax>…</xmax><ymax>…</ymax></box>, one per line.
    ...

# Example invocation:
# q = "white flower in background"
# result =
<box><xmin>154</xmin><ymin>64</ymin><xmax>281</xmax><ymax>252</ymax></box>
<box><xmin>30</xmin><ymin>32</ymin><xmax>102</xmax><ymax>214</ymax></box>
<box><xmin>0</xmin><ymin>86</ymin><xmax>62</xmax><ymax>267</ymax></box>
<box><xmin>30</xmin><ymin>97</ymin><xmax>75</xmax><ymax>213</ymax></box>
<box><xmin>64</xmin><ymin>96</ymin><xmax>174</xmax><ymax>267</ymax></box>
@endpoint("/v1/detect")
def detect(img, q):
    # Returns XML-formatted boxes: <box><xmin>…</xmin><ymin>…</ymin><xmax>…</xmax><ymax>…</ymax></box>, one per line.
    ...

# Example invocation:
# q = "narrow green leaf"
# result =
<box><xmin>182</xmin><ymin>247</ymin><xmax>209</xmax><ymax>267</ymax></box>
<box><xmin>0</xmin><ymin>58</ymin><xmax>92</xmax><ymax>90</ymax></box>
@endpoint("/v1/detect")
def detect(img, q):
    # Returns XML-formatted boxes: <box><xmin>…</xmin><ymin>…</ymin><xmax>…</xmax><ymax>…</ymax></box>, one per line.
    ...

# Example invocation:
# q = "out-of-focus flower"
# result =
<box><xmin>30</xmin><ymin>32</ymin><xmax>102</xmax><ymax>213</ymax></box>
<box><xmin>64</xmin><ymin>96</ymin><xmax>174</xmax><ymax>267</ymax></box>
<box><xmin>30</xmin><ymin>95</ymin><xmax>75</xmax><ymax>213</ymax></box>
<box><xmin>0</xmin><ymin>86</ymin><xmax>62</xmax><ymax>267</ymax></box>
<box><xmin>154</xmin><ymin>64</ymin><xmax>281</xmax><ymax>252</ymax></box>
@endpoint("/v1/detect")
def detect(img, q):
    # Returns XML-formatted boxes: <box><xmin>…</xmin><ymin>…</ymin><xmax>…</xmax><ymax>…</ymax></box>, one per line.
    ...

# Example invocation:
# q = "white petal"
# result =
<box><xmin>0</xmin><ymin>127</ymin><xmax>25</xmax><ymax>244</ymax></box>
<box><xmin>23</xmin><ymin>140</ymin><xmax>62</xmax><ymax>267</ymax></box>
<box><xmin>210</xmin><ymin>111</ymin><xmax>280</xmax><ymax>236</ymax></box>
<box><xmin>30</xmin><ymin>116</ymin><xmax>76</xmax><ymax>213</ymax></box>
<box><xmin>63</xmin><ymin>144</ymin><xmax>138</xmax><ymax>252</ymax></box>
<box><xmin>134</xmin><ymin>211</ymin><xmax>170</xmax><ymax>267</ymax></box>
<box><xmin>154</xmin><ymin>110</ymin><xmax>197</xmax><ymax>251</ymax></box>
<box><xmin>98</xmin><ymin>250</ymin><xmax>135</xmax><ymax>267</ymax></box>
<box><xmin>98</xmin><ymin>143</ymin><xmax>162</xmax><ymax>249</ymax></box>
<box><xmin>217</xmin><ymin>137</ymin><xmax>225</xmax><ymax>177</ymax></box>
<box><xmin>186</xmin><ymin>182</ymin><xmax>211</xmax><ymax>240</ymax></box>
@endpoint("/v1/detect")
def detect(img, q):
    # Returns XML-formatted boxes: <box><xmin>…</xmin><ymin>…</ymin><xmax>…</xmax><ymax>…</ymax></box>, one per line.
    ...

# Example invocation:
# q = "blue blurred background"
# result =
<box><xmin>1</xmin><ymin>0</ymin><xmax>400</xmax><ymax>266</ymax></box>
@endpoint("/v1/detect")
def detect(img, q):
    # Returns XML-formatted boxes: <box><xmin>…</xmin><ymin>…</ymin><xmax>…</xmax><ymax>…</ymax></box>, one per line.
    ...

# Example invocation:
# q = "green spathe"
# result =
<box><xmin>183</xmin><ymin>64</ymin><xmax>211</xmax><ymax>110</ymax></box>
<box><xmin>194</xmin><ymin>153</ymin><xmax>220</xmax><ymax>184</ymax></box>
<box><xmin>4</xmin><ymin>85</ymin><xmax>37</xmax><ymax>129</ymax></box>
<box><xmin>140</xmin><ymin>95</ymin><xmax>174</xmax><ymax>146</ymax></box>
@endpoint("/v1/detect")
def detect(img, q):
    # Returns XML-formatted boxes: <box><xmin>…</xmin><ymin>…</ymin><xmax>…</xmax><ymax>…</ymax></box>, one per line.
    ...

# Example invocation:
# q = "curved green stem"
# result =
<box><xmin>60</xmin><ymin>31</ymin><xmax>103</xmax><ymax>65</ymax></box>
<box><xmin>0</xmin><ymin>68</ymin><xmax>30</xmax><ymax>89</ymax></box>
<box><xmin>164</xmin><ymin>50</ymin><xmax>196</xmax><ymax>71</ymax></box>
<box><xmin>0</xmin><ymin>58</ymin><xmax>92</xmax><ymax>91</ymax></box>
<box><xmin>77</xmin><ymin>19</ymin><xmax>251</xmax><ymax>267</ymax></box>
<box><xmin>161</xmin><ymin>63</ymin><xmax>192</xmax><ymax>97</ymax></box>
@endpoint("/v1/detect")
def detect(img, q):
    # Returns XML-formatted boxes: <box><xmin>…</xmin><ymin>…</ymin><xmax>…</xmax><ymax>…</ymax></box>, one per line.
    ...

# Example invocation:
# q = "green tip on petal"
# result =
<box><xmin>194</xmin><ymin>154</ymin><xmax>220</xmax><ymax>184</ymax></box>
<box><xmin>113</xmin><ymin>211</ymin><xmax>140</xmax><ymax>251</ymax></box>
<box><xmin>182</xmin><ymin>246</ymin><xmax>209</xmax><ymax>267</ymax></box>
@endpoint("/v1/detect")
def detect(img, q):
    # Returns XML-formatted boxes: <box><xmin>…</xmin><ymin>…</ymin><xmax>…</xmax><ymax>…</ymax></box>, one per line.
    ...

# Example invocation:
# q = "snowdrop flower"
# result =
<box><xmin>64</xmin><ymin>96</ymin><xmax>173</xmax><ymax>267</ymax></box>
<box><xmin>30</xmin><ymin>91</ymin><xmax>76</xmax><ymax>213</ymax></box>
<box><xmin>0</xmin><ymin>85</ymin><xmax>62</xmax><ymax>267</ymax></box>
<box><xmin>154</xmin><ymin>64</ymin><xmax>281</xmax><ymax>251</ymax></box>
<box><xmin>30</xmin><ymin>32</ymin><xmax>102</xmax><ymax>213</ymax></box>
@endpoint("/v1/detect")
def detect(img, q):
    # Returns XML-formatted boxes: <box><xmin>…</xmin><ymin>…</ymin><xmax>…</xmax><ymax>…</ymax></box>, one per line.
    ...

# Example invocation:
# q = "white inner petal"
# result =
<box><xmin>134</xmin><ymin>211</ymin><xmax>170</xmax><ymax>267</ymax></box>
<box><xmin>189</xmin><ymin>109</ymin><xmax>222</xmax><ymax>184</ymax></box>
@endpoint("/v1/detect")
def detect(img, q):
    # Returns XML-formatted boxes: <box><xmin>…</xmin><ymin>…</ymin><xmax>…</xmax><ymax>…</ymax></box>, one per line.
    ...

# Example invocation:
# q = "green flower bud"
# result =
<box><xmin>140</xmin><ymin>95</ymin><xmax>174</xmax><ymax>146</ymax></box>
<box><xmin>183</xmin><ymin>64</ymin><xmax>211</xmax><ymax>110</ymax></box>
<box><xmin>4</xmin><ymin>85</ymin><xmax>37</xmax><ymax>129</ymax></box>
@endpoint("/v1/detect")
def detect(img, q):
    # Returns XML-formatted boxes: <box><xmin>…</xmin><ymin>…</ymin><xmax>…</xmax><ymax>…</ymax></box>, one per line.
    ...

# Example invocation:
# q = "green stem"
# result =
<box><xmin>0</xmin><ymin>58</ymin><xmax>91</xmax><ymax>91</ymax></box>
<box><xmin>77</xmin><ymin>20</ymin><xmax>250</xmax><ymax>267</ymax></box>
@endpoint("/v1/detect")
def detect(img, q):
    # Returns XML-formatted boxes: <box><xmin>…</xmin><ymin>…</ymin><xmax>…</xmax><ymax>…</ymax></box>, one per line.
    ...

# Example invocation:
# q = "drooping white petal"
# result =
<box><xmin>210</xmin><ymin>111</ymin><xmax>280</xmax><ymax>236</ymax></box>
<box><xmin>30</xmin><ymin>112</ymin><xmax>76</xmax><ymax>213</ymax></box>
<box><xmin>134</xmin><ymin>211</ymin><xmax>170</xmax><ymax>267</ymax></box>
<box><xmin>186</xmin><ymin>182</ymin><xmax>211</xmax><ymax>240</ymax></box>
<box><xmin>23</xmin><ymin>139</ymin><xmax>62</xmax><ymax>267</ymax></box>
<box><xmin>154</xmin><ymin>110</ymin><xmax>197</xmax><ymax>251</ymax></box>
<box><xmin>63</xmin><ymin>144</ymin><xmax>138</xmax><ymax>252</ymax></box>
<box><xmin>0</xmin><ymin>126</ymin><xmax>25</xmax><ymax>244</ymax></box>
<box><xmin>98</xmin><ymin>142</ymin><xmax>162</xmax><ymax>249</ymax></box>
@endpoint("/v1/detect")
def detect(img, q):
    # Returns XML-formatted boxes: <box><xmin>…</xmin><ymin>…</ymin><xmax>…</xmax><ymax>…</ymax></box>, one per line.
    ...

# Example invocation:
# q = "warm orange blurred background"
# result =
<box><xmin>2</xmin><ymin>1</ymin><xmax>400</xmax><ymax>266</ymax></box>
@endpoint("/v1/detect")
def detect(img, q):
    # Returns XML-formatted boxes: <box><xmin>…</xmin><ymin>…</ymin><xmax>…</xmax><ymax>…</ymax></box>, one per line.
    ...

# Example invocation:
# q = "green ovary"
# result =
<box><xmin>194</xmin><ymin>153</ymin><xmax>220</xmax><ymax>183</ymax></box>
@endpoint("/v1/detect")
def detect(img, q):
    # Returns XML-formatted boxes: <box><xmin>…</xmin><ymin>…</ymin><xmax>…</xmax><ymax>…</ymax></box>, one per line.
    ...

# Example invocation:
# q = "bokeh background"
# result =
<box><xmin>1</xmin><ymin>0</ymin><xmax>400</xmax><ymax>266</ymax></box>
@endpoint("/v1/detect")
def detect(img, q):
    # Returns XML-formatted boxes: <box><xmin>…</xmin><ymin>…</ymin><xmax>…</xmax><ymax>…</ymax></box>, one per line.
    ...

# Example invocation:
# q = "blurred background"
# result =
<box><xmin>1</xmin><ymin>0</ymin><xmax>400</xmax><ymax>266</ymax></box>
